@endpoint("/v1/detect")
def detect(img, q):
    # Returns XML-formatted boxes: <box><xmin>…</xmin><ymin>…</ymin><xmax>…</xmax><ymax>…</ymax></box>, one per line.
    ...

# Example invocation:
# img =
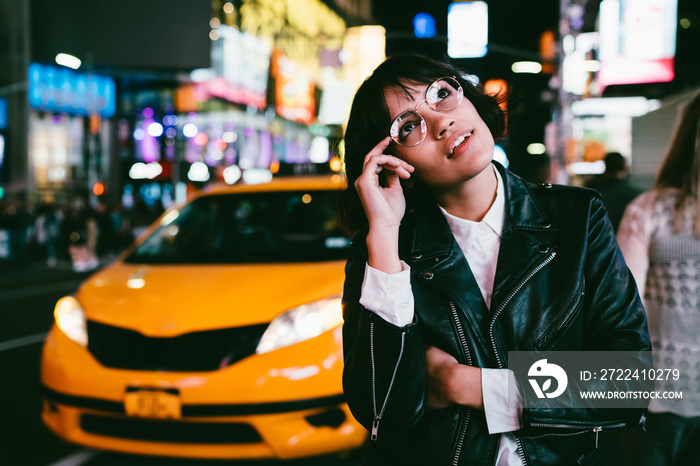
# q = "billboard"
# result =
<box><xmin>274</xmin><ymin>54</ymin><xmax>315</xmax><ymax>125</ymax></box>
<box><xmin>447</xmin><ymin>1</ymin><xmax>488</xmax><ymax>58</ymax></box>
<box><xmin>28</xmin><ymin>63</ymin><xmax>116</xmax><ymax>117</ymax></box>
<box><xmin>597</xmin><ymin>0</ymin><xmax>678</xmax><ymax>87</ymax></box>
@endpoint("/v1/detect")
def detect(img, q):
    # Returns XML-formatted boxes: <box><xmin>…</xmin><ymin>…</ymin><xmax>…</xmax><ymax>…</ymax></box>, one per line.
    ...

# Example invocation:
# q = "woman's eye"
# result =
<box><xmin>401</xmin><ymin>122</ymin><xmax>416</xmax><ymax>136</ymax></box>
<box><xmin>436</xmin><ymin>88</ymin><xmax>451</xmax><ymax>100</ymax></box>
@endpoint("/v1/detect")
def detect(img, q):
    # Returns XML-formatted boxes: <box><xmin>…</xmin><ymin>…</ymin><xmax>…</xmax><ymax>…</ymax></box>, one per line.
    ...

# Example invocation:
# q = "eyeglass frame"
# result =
<box><xmin>388</xmin><ymin>76</ymin><xmax>464</xmax><ymax>148</ymax></box>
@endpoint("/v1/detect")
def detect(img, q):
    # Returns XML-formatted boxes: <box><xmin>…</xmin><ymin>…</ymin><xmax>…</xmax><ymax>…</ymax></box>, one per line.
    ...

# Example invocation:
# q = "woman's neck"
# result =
<box><xmin>433</xmin><ymin>166</ymin><xmax>498</xmax><ymax>222</ymax></box>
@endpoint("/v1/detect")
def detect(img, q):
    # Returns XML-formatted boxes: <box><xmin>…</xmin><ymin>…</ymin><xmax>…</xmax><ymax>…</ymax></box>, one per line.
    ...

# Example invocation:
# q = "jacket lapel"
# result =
<box><xmin>400</xmin><ymin>163</ymin><xmax>558</xmax><ymax>356</ymax></box>
<box><xmin>402</xmin><ymin>197</ymin><xmax>492</xmax><ymax>352</ymax></box>
<box><xmin>490</xmin><ymin>163</ymin><xmax>557</xmax><ymax>311</ymax></box>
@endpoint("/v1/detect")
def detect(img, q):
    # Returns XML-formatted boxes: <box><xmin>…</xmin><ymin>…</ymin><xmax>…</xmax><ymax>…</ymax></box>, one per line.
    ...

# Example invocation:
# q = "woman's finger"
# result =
<box><xmin>362</xmin><ymin>137</ymin><xmax>414</xmax><ymax>172</ymax></box>
<box><xmin>363</xmin><ymin>154</ymin><xmax>414</xmax><ymax>179</ymax></box>
<box><xmin>364</xmin><ymin>155</ymin><xmax>414</xmax><ymax>174</ymax></box>
<box><xmin>364</xmin><ymin>161</ymin><xmax>412</xmax><ymax>182</ymax></box>
<box><xmin>362</xmin><ymin>136</ymin><xmax>392</xmax><ymax>166</ymax></box>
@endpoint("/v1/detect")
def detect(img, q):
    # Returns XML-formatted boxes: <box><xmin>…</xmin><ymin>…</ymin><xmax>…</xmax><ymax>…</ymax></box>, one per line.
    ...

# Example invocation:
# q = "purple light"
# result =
<box><xmin>225</xmin><ymin>148</ymin><xmax>237</xmax><ymax>163</ymax></box>
<box><xmin>286</xmin><ymin>140</ymin><xmax>300</xmax><ymax>163</ymax></box>
<box><xmin>142</xmin><ymin>107</ymin><xmax>154</xmax><ymax>119</ymax></box>
<box><xmin>258</xmin><ymin>131</ymin><xmax>272</xmax><ymax>168</ymax></box>
<box><xmin>140</xmin><ymin>132</ymin><xmax>160</xmax><ymax>163</ymax></box>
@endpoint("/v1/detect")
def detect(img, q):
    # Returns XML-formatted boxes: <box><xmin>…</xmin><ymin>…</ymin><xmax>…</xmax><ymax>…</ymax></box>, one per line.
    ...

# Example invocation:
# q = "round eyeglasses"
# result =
<box><xmin>389</xmin><ymin>76</ymin><xmax>464</xmax><ymax>147</ymax></box>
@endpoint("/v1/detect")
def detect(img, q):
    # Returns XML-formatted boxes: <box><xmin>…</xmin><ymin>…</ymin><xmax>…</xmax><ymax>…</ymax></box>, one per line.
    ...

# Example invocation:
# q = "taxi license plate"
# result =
<box><xmin>124</xmin><ymin>387</ymin><xmax>181</xmax><ymax>419</ymax></box>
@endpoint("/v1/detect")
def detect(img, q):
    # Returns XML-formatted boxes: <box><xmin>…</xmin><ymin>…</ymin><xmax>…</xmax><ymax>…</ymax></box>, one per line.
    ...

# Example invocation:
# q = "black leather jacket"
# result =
<box><xmin>342</xmin><ymin>163</ymin><xmax>651</xmax><ymax>466</ymax></box>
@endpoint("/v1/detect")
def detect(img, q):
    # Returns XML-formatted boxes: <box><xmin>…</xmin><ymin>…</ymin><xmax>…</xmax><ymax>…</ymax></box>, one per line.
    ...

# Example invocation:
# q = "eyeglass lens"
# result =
<box><xmin>389</xmin><ymin>77</ymin><xmax>463</xmax><ymax>147</ymax></box>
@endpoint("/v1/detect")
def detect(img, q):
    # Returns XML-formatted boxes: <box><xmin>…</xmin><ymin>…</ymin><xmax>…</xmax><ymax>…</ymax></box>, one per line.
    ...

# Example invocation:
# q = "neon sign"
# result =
<box><xmin>28</xmin><ymin>63</ymin><xmax>116</xmax><ymax>117</ymax></box>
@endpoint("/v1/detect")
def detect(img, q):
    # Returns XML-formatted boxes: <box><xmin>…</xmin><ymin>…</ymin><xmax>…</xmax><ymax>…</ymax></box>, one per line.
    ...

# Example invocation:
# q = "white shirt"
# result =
<box><xmin>360</xmin><ymin>167</ymin><xmax>523</xmax><ymax>466</ymax></box>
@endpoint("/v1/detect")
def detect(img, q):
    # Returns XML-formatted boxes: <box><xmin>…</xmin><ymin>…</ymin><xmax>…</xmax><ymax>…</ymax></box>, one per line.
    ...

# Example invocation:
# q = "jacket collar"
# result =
<box><xmin>491</xmin><ymin>162</ymin><xmax>556</xmax><ymax>310</ymax></box>
<box><xmin>403</xmin><ymin>161</ymin><xmax>553</xmax><ymax>260</ymax></box>
<box><xmin>497</xmin><ymin>161</ymin><xmax>552</xmax><ymax>233</ymax></box>
<box><xmin>402</xmin><ymin>162</ymin><xmax>557</xmax><ymax>314</ymax></box>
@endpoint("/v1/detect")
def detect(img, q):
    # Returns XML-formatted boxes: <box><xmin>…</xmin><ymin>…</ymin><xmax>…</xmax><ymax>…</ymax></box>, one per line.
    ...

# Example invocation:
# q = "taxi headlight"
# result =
<box><xmin>256</xmin><ymin>297</ymin><xmax>343</xmax><ymax>354</ymax></box>
<box><xmin>54</xmin><ymin>296</ymin><xmax>88</xmax><ymax>347</ymax></box>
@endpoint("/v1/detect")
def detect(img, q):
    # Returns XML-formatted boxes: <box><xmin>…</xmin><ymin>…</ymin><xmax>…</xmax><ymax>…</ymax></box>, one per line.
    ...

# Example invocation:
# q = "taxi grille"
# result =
<box><xmin>80</xmin><ymin>414</ymin><xmax>262</xmax><ymax>444</ymax></box>
<box><xmin>86</xmin><ymin>321</ymin><xmax>269</xmax><ymax>371</ymax></box>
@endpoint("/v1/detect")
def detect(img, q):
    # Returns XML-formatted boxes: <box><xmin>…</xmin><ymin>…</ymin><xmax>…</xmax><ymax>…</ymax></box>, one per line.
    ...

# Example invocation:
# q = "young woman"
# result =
<box><xmin>617</xmin><ymin>92</ymin><xmax>700</xmax><ymax>465</ymax></box>
<box><xmin>340</xmin><ymin>53</ymin><xmax>651</xmax><ymax>465</ymax></box>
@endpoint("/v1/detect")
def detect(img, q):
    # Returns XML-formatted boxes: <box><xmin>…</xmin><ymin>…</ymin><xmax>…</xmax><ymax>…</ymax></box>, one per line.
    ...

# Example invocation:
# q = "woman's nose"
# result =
<box><xmin>429</xmin><ymin>112</ymin><xmax>455</xmax><ymax>139</ymax></box>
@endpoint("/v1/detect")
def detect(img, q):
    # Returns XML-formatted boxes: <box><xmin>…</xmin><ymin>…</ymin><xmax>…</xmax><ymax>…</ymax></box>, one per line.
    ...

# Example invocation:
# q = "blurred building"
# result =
<box><xmin>554</xmin><ymin>0</ymin><xmax>700</xmax><ymax>189</ymax></box>
<box><xmin>373</xmin><ymin>0</ymin><xmax>700</xmax><ymax>186</ymax></box>
<box><xmin>5</xmin><ymin>0</ymin><xmax>697</xmax><ymax>208</ymax></box>
<box><xmin>0</xmin><ymin>0</ymin><xmax>376</xmax><ymax>209</ymax></box>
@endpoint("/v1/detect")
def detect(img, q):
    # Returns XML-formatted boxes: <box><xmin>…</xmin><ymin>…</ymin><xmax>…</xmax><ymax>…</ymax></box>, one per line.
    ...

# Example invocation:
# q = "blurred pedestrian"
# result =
<box><xmin>586</xmin><ymin>152</ymin><xmax>642</xmax><ymax>232</ymax></box>
<box><xmin>61</xmin><ymin>199</ymin><xmax>99</xmax><ymax>272</ymax></box>
<box><xmin>7</xmin><ymin>197</ymin><xmax>32</xmax><ymax>260</ymax></box>
<box><xmin>35</xmin><ymin>203</ymin><xmax>60</xmax><ymax>267</ymax></box>
<box><xmin>95</xmin><ymin>201</ymin><xmax>116</xmax><ymax>260</ymax></box>
<box><xmin>340</xmin><ymin>53</ymin><xmax>650</xmax><ymax>466</ymax></box>
<box><xmin>617</xmin><ymin>92</ymin><xmax>700</xmax><ymax>466</ymax></box>
<box><xmin>0</xmin><ymin>201</ymin><xmax>12</xmax><ymax>260</ymax></box>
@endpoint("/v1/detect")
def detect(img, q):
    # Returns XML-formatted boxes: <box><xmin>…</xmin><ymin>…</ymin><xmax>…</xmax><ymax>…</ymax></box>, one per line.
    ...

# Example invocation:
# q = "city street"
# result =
<box><xmin>0</xmin><ymin>260</ymin><xmax>362</xmax><ymax>466</ymax></box>
<box><xmin>3</xmin><ymin>0</ymin><xmax>698</xmax><ymax>463</ymax></box>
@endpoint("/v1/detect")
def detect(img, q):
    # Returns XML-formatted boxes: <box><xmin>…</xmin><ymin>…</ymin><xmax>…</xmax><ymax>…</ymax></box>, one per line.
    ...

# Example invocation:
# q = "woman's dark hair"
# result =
<box><xmin>339</xmin><ymin>52</ymin><xmax>509</xmax><ymax>235</ymax></box>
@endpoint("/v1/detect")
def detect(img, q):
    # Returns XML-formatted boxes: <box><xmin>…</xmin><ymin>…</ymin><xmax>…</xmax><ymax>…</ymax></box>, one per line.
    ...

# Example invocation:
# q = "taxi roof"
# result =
<box><xmin>196</xmin><ymin>174</ymin><xmax>348</xmax><ymax>198</ymax></box>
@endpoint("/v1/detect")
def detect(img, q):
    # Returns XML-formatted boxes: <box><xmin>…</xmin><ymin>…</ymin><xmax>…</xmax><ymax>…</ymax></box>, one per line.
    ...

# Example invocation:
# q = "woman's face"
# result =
<box><xmin>383</xmin><ymin>81</ymin><xmax>495</xmax><ymax>189</ymax></box>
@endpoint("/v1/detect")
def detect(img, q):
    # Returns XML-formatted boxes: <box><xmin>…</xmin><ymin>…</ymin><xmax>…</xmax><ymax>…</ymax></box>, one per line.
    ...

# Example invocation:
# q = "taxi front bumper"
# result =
<box><xmin>40</xmin><ymin>324</ymin><xmax>365</xmax><ymax>459</ymax></box>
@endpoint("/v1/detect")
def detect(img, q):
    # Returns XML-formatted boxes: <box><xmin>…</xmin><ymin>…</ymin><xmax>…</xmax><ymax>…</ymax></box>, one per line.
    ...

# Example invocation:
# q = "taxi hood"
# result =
<box><xmin>76</xmin><ymin>261</ymin><xmax>346</xmax><ymax>337</ymax></box>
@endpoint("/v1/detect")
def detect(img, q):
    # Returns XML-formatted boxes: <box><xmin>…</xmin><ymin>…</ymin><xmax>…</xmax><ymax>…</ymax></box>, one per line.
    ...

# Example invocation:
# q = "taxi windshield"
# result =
<box><xmin>124</xmin><ymin>190</ymin><xmax>348</xmax><ymax>264</ymax></box>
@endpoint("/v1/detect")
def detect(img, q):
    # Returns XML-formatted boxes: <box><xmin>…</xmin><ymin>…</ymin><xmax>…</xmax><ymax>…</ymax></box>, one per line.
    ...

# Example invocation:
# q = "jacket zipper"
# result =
<box><xmin>488</xmin><ymin>251</ymin><xmax>557</xmax><ymax>466</ymax></box>
<box><xmin>549</xmin><ymin>292</ymin><xmax>583</xmax><ymax>336</ymax></box>
<box><xmin>544</xmin><ymin>278</ymin><xmax>585</xmax><ymax>343</ymax></box>
<box><xmin>449</xmin><ymin>301</ymin><xmax>472</xmax><ymax>466</ymax></box>
<box><xmin>369</xmin><ymin>321</ymin><xmax>405</xmax><ymax>441</ymax></box>
<box><xmin>528</xmin><ymin>421</ymin><xmax>629</xmax><ymax>449</ymax></box>
<box><xmin>489</xmin><ymin>251</ymin><xmax>557</xmax><ymax>367</ymax></box>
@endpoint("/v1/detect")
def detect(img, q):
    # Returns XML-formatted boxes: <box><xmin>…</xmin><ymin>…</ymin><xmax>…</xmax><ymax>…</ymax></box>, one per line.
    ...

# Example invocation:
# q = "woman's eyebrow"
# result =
<box><xmin>387</xmin><ymin>85</ymin><xmax>420</xmax><ymax>121</ymax></box>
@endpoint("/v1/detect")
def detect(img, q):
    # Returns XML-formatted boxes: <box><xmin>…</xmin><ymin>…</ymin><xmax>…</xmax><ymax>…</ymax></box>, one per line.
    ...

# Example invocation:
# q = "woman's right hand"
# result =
<box><xmin>354</xmin><ymin>137</ymin><xmax>414</xmax><ymax>274</ymax></box>
<box><xmin>355</xmin><ymin>137</ymin><xmax>414</xmax><ymax>234</ymax></box>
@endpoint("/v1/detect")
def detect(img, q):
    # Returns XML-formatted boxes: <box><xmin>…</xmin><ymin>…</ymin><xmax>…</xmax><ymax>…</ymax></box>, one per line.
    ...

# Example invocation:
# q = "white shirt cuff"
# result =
<box><xmin>359</xmin><ymin>261</ymin><xmax>415</xmax><ymax>327</ymax></box>
<box><xmin>482</xmin><ymin>368</ymin><xmax>523</xmax><ymax>434</ymax></box>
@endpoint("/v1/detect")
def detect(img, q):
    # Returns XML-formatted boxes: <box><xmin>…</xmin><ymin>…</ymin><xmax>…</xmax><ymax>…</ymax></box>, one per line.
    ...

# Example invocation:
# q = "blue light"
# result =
<box><xmin>0</xmin><ymin>98</ymin><xmax>6</xmax><ymax>129</ymax></box>
<box><xmin>28</xmin><ymin>63</ymin><xmax>116</xmax><ymax>117</ymax></box>
<box><xmin>413</xmin><ymin>13</ymin><xmax>436</xmax><ymax>39</ymax></box>
<box><xmin>493</xmin><ymin>144</ymin><xmax>509</xmax><ymax>168</ymax></box>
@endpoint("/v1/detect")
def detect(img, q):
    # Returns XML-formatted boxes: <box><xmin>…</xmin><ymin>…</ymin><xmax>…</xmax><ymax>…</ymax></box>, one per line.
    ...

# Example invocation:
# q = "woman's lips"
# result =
<box><xmin>447</xmin><ymin>131</ymin><xmax>474</xmax><ymax>159</ymax></box>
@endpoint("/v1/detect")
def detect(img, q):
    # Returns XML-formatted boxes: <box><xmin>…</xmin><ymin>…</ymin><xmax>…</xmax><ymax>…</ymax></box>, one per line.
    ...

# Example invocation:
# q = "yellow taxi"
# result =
<box><xmin>40</xmin><ymin>174</ymin><xmax>367</xmax><ymax>459</ymax></box>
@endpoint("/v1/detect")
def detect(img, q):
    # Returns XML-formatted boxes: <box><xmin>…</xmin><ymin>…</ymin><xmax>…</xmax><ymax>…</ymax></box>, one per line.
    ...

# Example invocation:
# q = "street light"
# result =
<box><xmin>512</xmin><ymin>61</ymin><xmax>542</xmax><ymax>74</ymax></box>
<box><xmin>54</xmin><ymin>53</ymin><xmax>81</xmax><ymax>70</ymax></box>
